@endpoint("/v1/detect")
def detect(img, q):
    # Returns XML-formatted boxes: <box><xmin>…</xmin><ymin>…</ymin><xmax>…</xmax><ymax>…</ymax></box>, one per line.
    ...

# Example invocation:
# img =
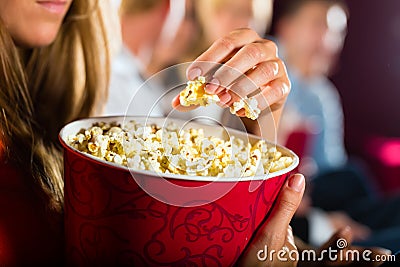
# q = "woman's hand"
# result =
<box><xmin>327</xmin><ymin>211</ymin><xmax>371</xmax><ymax>242</ymax></box>
<box><xmin>234</xmin><ymin>173</ymin><xmax>391</xmax><ymax>267</ymax></box>
<box><xmin>236</xmin><ymin>174</ymin><xmax>305</xmax><ymax>267</ymax></box>
<box><xmin>172</xmin><ymin>28</ymin><xmax>290</xmax><ymax>118</ymax></box>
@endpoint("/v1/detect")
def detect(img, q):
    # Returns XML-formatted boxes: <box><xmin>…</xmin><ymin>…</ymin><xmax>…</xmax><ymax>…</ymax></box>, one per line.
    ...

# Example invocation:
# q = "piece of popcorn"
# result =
<box><xmin>243</xmin><ymin>165</ymin><xmax>256</xmax><ymax>177</ymax></box>
<box><xmin>148</xmin><ymin>157</ymin><xmax>163</xmax><ymax>173</ymax></box>
<box><xmin>127</xmin><ymin>155</ymin><xmax>139</xmax><ymax>169</ymax></box>
<box><xmin>189</xmin><ymin>128</ymin><xmax>205</xmax><ymax>143</ymax></box>
<box><xmin>271</xmin><ymin>150</ymin><xmax>282</xmax><ymax>161</ymax></box>
<box><xmin>255</xmin><ymin>162</ymin><xmax>265</xmax><ymax>176</ymax></box>
<box><xmin>215</xmin><ymin>145</ymin><xmax>228</xmax><ymax>159</ymax></box>
<box><xmin>221</xmin><ymin>161</ymin><xmax>243</xmax><ymax>178</ymax></box>
<box><xmin>84</xmin><ymin>126</ymin><xmax>103</xmax><ymax>140</ymax></box>
<box><xmin>241</xmin><ymin>148</ymin><xmax>263</xmax><ymax>177</ymax></box>
<box><xmin>237</xmin><ymin>151</ymin><xmax>249</xmax><ymax>165</ymax></box>
<box><xmin>179</xmin><ymin>76</ymin><xmax>220</xmax><ymax>106</ymax></box>
<box><xmin>230</xmin><ymin>97</ymin><xmax>261</xmax><ymax>120</ymax></box>
<box><xmin>253</xmin><ymin>140</ymin><xmax>268</xmax><ymax>153</ymax></box>
<box><xmin>166</xmin><ymin>122</ymin><xmax>178</xmax><ymax>132</ymax></box>
<box><xmin>168</xmin><ymin>154</ymin><xmax>187</xmax><ymax>173</ymax></box>
<box><xmin>107</xmin><ymin>126</ymin><xmax>123</xmax><ymax>136</ymax></box>
<box><xmin>135</xmin><ymin>126</ymin><xmax>152</xmax><ymax>139</ymax></box>
<box><xmin>92</xmin><ymin>135</ymin><xmax>110</xmax><ymax>158</ymax></box>
<box><xmin>123</xmin><ymin>139</ymin><xmax>143</xmax><ymax>157</ymax></box>
<box><xmin>279</xmin><ymin>156</ymin><xmax>294</xmax><ymax>168</ymax></box>
<box><xmin>180</xmin><ymin>145</ymin><xmax>199</xmax><ymax>162</ymax></box>
<box><xmin>199</xmin><ymin>139</ymin><xmax>215</xmax><ymax>157</ymax></box>
<box><xmin>109</xmin><ymin>153</ymin><xmax>124</xmax><ymax>165</ymax></box>
<box><xmin>167</xmin><ymin>132</ymin><xmax>179</xmax><ymax>147</ymax></box>
<box><xmin>270</xmin><ymin>160</ymin><xmax>286</xmax><ymax>173</ymax></box>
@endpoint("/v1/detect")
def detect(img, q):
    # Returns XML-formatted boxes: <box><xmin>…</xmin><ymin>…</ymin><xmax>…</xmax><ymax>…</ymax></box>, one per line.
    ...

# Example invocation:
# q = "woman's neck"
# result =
<box><xmin>17</xmin><ymin>48</ymin><xmax>32</xmax><ymax>66</ymax></box>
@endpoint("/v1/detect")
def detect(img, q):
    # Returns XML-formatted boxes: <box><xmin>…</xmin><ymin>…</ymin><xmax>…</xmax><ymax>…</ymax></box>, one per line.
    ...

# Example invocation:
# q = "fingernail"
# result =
<box><xmin>272</xmin><ymin>62</ymin><xmax>279</xmax><ymax>76</ymax></box>
<box><xmin>236</xmin><ymin>109</ymin><xmax>246</xmax><ymax>117</ymax></box>
<box><xmin>205</xmin><ymin>78</ymin><xmax>220</xmax><ymax>94</ymax></box>
<box><xmin>288</xmin><ymin>174</ymin><xmax>304</xmax><ymax>192</ymax></box>
<box><xmin>281</xmin><ymin>83</ymin><xmax>289</xmax><ymax>95</ymax></box>
<box><xmin>172</xmin><ymin>94</ymin><xmax>180</xmax><ymax>103</ymax></box>
<box><xmin>187</xmin><ymin>67</ymin><xmax>202</xmax><ymax>80</ymax></box>
<box><xmin>218</xmin><ymin>92</ymin><xmax>231</xmax><ymax>104</ymax></box>
<box><xmin>341</xmin><ymin>226</ymin><xmax>352</xmax><ymax>235</ymax></box>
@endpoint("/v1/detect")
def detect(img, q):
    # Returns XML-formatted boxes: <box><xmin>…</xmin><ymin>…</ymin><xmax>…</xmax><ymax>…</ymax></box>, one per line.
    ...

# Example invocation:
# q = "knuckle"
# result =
<box><xmin>244</xmin><ymin>43</ymin><xmax>264</xmax><ymax>62</ymax></box>
<box><xmin>277</xmin><ymin>197</ymin><xmax>298</xmax><ymax>216</ymax></box>
<box><xmin>245</xmin><ymin>28</ymin><xmax>261</xmax><ymax>39</ymax></box>
<box><xmin>230</xmin><ymin>83</ymin><xmax>248</xmax><ymax>98</ymax></box>
<box><xmin>257</xmin><ymin>62</ymin><xmax>278</xmax><ymax>80</ymax></box>
<box><xmin>257</xmin><ymin>231</ymin><xmax>286</xmax><ymax>249</ymax></box>
<box><xmin>264</xmin><ymin>40</ymin><xmax>278</xmax><ymax>56</ymax></box>
<box><xmin>216</xmin><ymin>67</ymin><xmax>240</xmax><ymax>86</ymax></box>
<box><xmin>217</xmin><ymin>36</ymin><xmax>236</xmax><ymax>52</ymax></box>
<box><xmin>233</xmin><ymin>27</ymin><xmax>259</xmax><ymax>37</ymax></box>
<box><xmin>272</xmin><ymin>78</ymin><xmax>290</xmax><ymax>97</ymax></box>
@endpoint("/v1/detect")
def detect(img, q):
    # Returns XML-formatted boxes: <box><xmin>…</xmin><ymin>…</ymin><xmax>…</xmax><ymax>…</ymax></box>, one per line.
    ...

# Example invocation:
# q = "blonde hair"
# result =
<box><xmin>0</xmin><ymin>0</ymin><xmax>110</xmax><ymax>212</ymax></box>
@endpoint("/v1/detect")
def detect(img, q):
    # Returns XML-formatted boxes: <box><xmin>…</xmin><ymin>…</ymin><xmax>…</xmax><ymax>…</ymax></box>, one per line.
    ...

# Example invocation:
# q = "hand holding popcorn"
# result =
<box><xmin>172</xmin><ymin>28</ymin><xmax>290</xmax><ymax>120</ymax></box>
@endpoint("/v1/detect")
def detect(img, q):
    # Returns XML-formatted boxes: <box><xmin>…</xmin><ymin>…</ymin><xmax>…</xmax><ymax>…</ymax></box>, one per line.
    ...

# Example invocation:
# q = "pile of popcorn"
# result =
<box><xmin>180</xmin><ymin>76</ymin><xmax>261</xmax><ymax>120</ymax></box>
<box><xmin>67</xmin><ymin>121</ymin><xmax>293</xmax><ymax>177</ymax></box>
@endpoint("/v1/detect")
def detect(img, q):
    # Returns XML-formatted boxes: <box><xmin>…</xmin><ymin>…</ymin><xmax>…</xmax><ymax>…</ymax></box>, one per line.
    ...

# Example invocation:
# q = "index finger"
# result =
<box><xmin>186</xmin><ymin>28</ymin><xmax>261</xmax><ymax>80</ymax></box>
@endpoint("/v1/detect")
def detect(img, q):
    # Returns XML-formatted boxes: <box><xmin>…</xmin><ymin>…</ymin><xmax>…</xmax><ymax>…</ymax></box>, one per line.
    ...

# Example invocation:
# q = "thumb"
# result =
<box><xmin>254</xmin><ymin>174</ymin><xmax>305</xmax><ymax>249</ymax></box>
<box><xmin>266</xmin><ymin>174</ymin><xmax>305</xmax><ymax>233</ymax></box>
<box><xmin>235</xmin><ymin>174</ymin><xmax>305</xmax><ymax>267</ymax></box>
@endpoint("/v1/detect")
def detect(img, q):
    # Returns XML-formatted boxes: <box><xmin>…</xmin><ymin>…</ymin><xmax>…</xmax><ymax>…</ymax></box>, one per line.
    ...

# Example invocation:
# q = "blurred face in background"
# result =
<box><xmin>120</xmin><ymin>0</ymin><xmax>169</xmax><ymax>51</ymax></box>
<box><xmin>196</xmin><ymin>0</ymin><xmax>254</xmax><ymax>44</ymax></box>
<box><xmin>278</xmin><ymin>1</ymin><xmax>348</xmax><ymax>76</ymax></box>
<box><xmin>0</xmin><ymin>0</ymin><xmax>73</xmax><ymax>47</ymax></box>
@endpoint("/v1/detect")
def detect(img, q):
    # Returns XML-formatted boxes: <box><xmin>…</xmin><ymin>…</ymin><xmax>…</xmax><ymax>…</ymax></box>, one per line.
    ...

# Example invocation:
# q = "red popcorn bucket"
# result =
<box><xmin>59</xmin><ymin>116</ymin><xmax>299</xmax><ymax>266</ymax></box>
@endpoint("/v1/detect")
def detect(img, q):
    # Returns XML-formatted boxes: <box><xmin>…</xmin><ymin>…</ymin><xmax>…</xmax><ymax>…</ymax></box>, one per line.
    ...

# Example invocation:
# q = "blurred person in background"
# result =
<box><xmin>270</xmin><ymin>0</ymin><xmax>400</xmax><ymax>251</ymax></box>
<box><xmin>105</xmin><ymin>0</ymin><xmax>172</xmax><ymax>116</ymax></box>
<box><xmin>271</xmin><ymin>0</ymin><xmax>348</xmax><ymax>176</ymax></box>
<box><xmin>105</xmin><ymin>0</ymin><xmax>203</xmax><ymax>117</ymax></box>
<box><xmin>181</xmin><ymin>0</ymin><xmax>272</xmax><ymax>61</ymax></box>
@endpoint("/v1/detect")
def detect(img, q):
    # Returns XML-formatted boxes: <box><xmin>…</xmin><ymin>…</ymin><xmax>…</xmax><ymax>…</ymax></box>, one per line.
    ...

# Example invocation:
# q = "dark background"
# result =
<box><xmin>332</xmin><ymin>0</ymin><xmax>400</xmax><ymax>154</ymax></box>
